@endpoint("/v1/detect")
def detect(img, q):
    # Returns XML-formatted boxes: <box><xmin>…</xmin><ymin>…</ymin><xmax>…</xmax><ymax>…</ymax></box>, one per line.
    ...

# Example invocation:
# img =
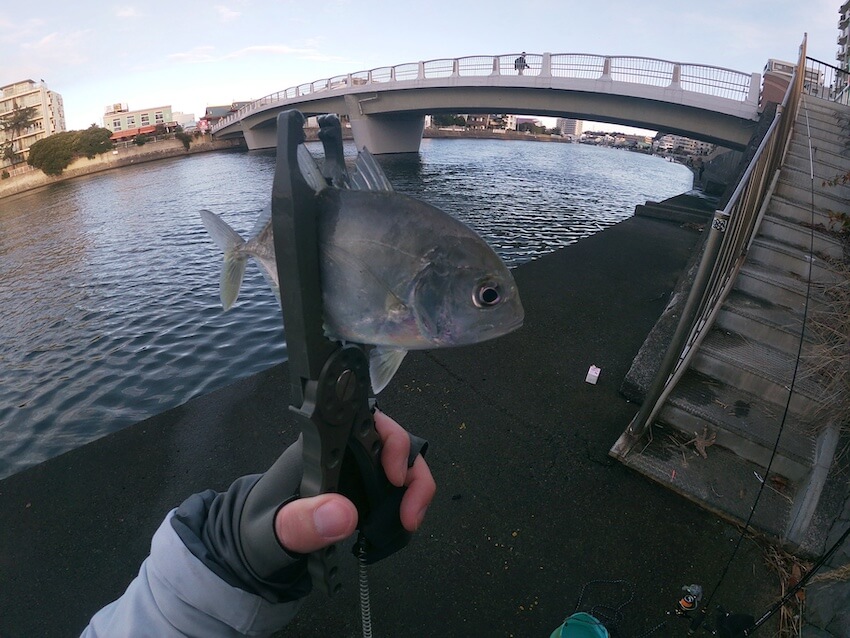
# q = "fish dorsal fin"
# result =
<box><xmin>297</xmin><ymin>144</ymin><xmax>328</xmax><ymax>193</ymax></box>
<box><xmin>350</xmin><ymin>148</ymin><xmax>393</xmax><ymax>192</ymax></box>
<box><xmin>369</xmin><ymin>347</ymin><xmax>407</xmax><ymax>394</ymax></box>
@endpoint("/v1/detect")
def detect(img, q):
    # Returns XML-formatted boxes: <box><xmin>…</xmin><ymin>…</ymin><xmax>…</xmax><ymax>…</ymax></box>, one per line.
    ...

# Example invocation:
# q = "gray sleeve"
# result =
<box><xmin>171</xmin><ymin>437</ymin><xmax>310</xmax><ymax>603</ymax></box>
<box><xmin>80</xmin><ymin>510</ymin><xmax>302</xmax><ymax>638</ymax></box>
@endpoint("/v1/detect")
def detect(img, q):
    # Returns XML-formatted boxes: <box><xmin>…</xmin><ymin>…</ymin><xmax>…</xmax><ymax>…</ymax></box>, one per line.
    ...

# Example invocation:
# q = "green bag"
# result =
<box><xmin>549</xmin><ymin>612</ymin><xmax>609</xmax><ymax>638</ymax></box>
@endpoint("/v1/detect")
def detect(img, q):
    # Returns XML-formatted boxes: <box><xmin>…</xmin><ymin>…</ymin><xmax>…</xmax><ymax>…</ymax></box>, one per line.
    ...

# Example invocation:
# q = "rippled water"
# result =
<box><xmin>0</xmin><ymin>139</ymin><xmax>692</xmax><ymax>478</ymax></box>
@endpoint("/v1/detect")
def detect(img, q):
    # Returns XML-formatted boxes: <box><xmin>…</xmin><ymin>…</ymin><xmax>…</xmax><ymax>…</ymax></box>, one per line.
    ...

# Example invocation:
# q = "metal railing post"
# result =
<box><xmin>627</xmin><ymin>210</ymin><xmax>730</xmax><ymax>436</ymax></box>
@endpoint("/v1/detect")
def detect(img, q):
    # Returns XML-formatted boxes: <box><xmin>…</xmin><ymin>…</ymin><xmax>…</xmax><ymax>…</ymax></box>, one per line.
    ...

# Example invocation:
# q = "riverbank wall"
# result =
<box><xmin>0</xmin><ymin>135</ymin><xmax>246</xmax><ymax>200</ymax></box>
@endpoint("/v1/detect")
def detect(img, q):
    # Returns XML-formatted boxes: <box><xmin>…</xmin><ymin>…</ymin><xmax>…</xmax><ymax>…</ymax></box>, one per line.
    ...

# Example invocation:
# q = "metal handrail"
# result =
<box><xmin>620</xmin><ymin>35</ymin><xmax>808</xmax><ymax>446</ymax></box>
<box><xmin>211</xmin><ymin>52</ymin><xmax>758</xmax><ymax>134</ymax></box>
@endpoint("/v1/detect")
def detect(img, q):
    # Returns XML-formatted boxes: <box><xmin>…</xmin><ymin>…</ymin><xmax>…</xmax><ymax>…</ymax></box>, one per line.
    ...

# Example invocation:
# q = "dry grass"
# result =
<box><xmin>762</xmin><ymin>543</ymin><xmax>811</xmax><ymax>637</ymax></box>
<box><xmin>810</xmin><ymin>562</ymin><xmax>850</xmax><ymax>585</ymax></box>
<box><xmin>802</xmin><ymin>255</ymin><xmax>850</xmax><ymax>443</ymax></box>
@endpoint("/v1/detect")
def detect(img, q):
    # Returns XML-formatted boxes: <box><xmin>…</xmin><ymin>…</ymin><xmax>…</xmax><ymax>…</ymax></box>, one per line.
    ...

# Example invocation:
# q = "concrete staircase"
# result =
<box><xmin>616</xmin><ymin>95</ymin><xmax>849</xmax><ymax>553</ymax></box>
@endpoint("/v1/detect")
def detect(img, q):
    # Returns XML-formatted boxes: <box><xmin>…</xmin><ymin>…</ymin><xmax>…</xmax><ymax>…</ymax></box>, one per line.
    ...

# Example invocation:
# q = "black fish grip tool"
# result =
<box><xmin>269</xmin><ymin>110</ymin><xmax>410</xmax><ymax>595</ymax></box>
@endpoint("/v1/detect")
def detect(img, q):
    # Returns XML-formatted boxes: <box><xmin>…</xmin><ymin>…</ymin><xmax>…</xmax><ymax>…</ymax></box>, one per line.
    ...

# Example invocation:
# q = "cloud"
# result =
<box><xmin>20</xmin><ymin>30</ymin><xmax>91</xmax><ymax>67</ymax></box>
<box><xmin>167</xmin><ymin>43</ymin><xmax>347</xmax><ymax>65</ymax></box>
<box><xmin>167</xmin><ymin>46</ymin><xmax>217</xmax><ymax>63</ymax></box>
<box><xmin>223</xmin><ymin>44</ymin><xmax>347</xmax><ymax>64</ymax></box>
<box><xmin>0</xmin><ymin>16</ymin><xmax>45</xmax><ymax>44</ymax></box>
<box><xmin>215</xmin><ymin>5</ymin><xmax>241</xmax><ymax>22</ymax></box>
<box><xmin>115</xmin><ymin>6</ymin><xmax>142</xmax><ymax>18</ymax></box>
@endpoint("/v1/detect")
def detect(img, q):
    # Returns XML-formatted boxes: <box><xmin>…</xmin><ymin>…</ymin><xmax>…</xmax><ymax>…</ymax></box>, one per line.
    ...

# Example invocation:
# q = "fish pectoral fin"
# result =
<box><xmin>369</xmin><ymin>347</ymin><xmax>408</xmax><ymax>394</ymax></box>
<box><xmin>220</xmin><ymin>254</ymin><xmax>247</xmax><ymax>310</ymax></box>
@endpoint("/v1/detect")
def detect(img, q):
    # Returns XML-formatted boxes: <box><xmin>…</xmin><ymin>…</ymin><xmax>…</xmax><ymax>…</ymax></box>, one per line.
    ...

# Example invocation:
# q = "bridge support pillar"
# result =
<box><xmin>345</xmin><ymin>95</ymin><xmax>425</xmax><ymax>154</ymax></box>
<box><xmin>241</xmin><ymin>126</ymin><xmax>278</xmax><ymax>150</ymax></box>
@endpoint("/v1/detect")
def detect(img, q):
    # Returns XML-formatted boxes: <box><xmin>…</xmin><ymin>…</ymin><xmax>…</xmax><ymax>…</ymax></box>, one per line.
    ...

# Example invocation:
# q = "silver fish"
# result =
<box><xmin>200</xmin><ymin>148</ymin><xmax>523</xmax><ymax>393</ymax></box>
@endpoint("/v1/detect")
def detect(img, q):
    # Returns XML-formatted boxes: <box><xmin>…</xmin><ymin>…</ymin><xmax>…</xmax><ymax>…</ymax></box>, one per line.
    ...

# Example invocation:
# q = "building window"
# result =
<box><xmin>141</xmin><ymin>114</ymin><xmax>150</xmax><ymax>125</ymax></box>
<box><xmin>113</xmin><ymin>119</ymin><xmax>122</xmax><ymax>131</ymax></box>
<box><xmin>127</xmin><ymin>115</ymin><xmax>135</xmax><ymax>126</ymax></box>
<box><xmin>155</xmin><ymin>111</ymin><xmax>164</xmax><ymax>123</ymax></box>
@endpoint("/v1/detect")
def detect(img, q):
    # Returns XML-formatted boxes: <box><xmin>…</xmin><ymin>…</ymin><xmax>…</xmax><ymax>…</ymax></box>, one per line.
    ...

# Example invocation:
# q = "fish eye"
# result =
<box><xmin>474</xmin><ymin>283</ymin><xmax>501</xmax><ymax>308</ymax></box>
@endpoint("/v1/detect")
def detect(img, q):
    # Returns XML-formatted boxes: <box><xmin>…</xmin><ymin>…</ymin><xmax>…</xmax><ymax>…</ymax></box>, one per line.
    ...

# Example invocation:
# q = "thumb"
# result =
<box><xmin>274</xmin><ymin>494</ymin><xmax>358</xmax><ymax>555</ymax></box>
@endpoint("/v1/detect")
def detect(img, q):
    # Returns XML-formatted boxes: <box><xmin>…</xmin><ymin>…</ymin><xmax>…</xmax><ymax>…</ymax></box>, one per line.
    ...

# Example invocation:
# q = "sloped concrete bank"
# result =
<box><xmin>0</xmin><ymin>135</ymin><xmax>246</xmax><ymax>200</ymax></box>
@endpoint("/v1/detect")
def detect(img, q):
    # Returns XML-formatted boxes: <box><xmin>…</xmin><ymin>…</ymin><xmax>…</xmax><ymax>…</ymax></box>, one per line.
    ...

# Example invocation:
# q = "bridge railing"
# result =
<box><xmin>804</xmin><ymin>56</ymin><xmax>850</xmax><ymax>104</ymax></box>
<box><xmin>212</xmin><ymin>52</ymin><xmax>757</xmax><ymax>133</ymax></box>
<box><xmin>614</xmin><ymin>36</ymin><xmax>808</xmax><ymax>452</ymax></box>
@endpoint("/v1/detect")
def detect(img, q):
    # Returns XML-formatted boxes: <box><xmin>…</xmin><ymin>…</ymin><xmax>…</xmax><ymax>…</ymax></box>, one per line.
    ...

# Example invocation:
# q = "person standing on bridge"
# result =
<box><xmin>515</xmin><ymin>52</ymin><xmax>529</xmax><ymax>75</ymax></box>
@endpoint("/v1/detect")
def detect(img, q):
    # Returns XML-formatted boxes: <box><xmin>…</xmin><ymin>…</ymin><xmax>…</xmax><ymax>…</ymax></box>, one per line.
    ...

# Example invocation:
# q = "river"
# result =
<box><xmin>0</xmin><ymin>139</ymin><xmax>693</xmax><ymax>479</ymax></box>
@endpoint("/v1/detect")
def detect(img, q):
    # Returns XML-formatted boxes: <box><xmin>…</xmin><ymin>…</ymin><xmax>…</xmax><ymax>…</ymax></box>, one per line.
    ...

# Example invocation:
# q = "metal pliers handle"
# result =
<box><xmin>270</xmin><ymin>110</ymin><xmax>410</xmax><ymax>595</ymax></box>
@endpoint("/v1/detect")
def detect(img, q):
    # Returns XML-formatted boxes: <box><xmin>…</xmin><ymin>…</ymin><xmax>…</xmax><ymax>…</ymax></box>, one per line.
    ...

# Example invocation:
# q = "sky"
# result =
<box><xmin>1</xmin><ymin>0</ymin><xmax>842</xmax><ymax>133</ymax></box>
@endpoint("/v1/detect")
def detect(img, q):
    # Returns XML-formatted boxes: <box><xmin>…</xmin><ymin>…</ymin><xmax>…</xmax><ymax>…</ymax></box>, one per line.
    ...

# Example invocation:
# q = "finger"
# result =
<box><xmin>274</xmin><ymin>493</ymin><xmax>358</xmax><ymax>555</ymax></box>
<box><xmin>373</xmin><ymin>410</ymin><xmax>410</xmax><ymax>487</ymax></box>
<box><xmin>399</xmin><ymin>455</ymin><xmax>437</xmax><ymax>532</ymax></box>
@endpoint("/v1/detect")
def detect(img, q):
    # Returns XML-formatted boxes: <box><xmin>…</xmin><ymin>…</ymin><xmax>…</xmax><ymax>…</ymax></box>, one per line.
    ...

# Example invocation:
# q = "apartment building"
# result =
<box><xmin>102</xmin><ymin>104</ymin><xmax>176</xmax><ymax>140</ymax></box>
<box><xmin>557</xmin><ymin>118</ymin><xmax>583</xmax><ymax>137</ymax></box>
<box><xmin>839</xmin><ymin>1</ymin><xmax>850</xmax><ymax>72</ymax></box>
<box><xmin>0</xmin><ymin>79</ymin><xmax>66</xmax><ymax>168</ymax></box>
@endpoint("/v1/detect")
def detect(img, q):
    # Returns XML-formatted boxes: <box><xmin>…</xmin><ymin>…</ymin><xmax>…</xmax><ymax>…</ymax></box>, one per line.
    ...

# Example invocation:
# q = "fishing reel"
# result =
<box><xmin>667</xmin><ymin>585</ymin><xmax>756</xmax><ymax>637</ymax></box>
<box><xmin>669</xmin><ymin>584</ymin><xmax>703</xmax><ymax>621</ymax></box>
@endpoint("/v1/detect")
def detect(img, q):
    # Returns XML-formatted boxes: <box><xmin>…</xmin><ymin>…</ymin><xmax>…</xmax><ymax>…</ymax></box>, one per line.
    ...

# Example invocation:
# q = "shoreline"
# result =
<box><xmin>0</xmin><ymin>128</ymin><xmax>661</xmax><ymax>201</ymax></box>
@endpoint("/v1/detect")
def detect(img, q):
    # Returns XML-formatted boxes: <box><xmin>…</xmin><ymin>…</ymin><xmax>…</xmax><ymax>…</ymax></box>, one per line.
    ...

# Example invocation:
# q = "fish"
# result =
<box><xmin>200</xmin><ymin>146</ymin><xmax>523</xmax><ymax>393</ymax></box>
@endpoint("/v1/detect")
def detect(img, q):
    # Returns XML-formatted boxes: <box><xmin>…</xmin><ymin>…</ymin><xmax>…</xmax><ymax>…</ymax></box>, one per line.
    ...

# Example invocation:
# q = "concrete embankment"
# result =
<box><xmin>0</xmin><ymin>135</ymin><xmax>246</xmax><ymax>200</ymax></box>
<box><xmin>0</xmin><ymin>212</ymin><xmax>786</xmax><ymax>637</ymax></box>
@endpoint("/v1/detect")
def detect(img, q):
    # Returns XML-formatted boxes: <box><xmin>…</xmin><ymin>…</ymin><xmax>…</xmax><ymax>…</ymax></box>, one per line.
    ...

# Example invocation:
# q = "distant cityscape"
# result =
<box><xmin>3</xmin><ymin>0</ymin><xmax>850</xmax><ymax>174</ymax></box>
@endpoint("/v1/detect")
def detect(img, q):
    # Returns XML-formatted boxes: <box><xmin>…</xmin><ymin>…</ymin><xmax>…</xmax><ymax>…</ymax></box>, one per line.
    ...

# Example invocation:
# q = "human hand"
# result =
<box><xmin>274</xmin><ymin>411</ymin><xmax>436</xmax><ymax>554</ymax></box>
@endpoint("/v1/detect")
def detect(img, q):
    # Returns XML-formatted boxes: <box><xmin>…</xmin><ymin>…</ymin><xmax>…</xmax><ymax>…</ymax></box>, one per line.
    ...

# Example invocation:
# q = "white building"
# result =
<box><xmin>0</xmin><ymin>79</ymin><xmax>66</xmax><ymax>168</ymax></box>
<box><xmin>556</xmin><ymin>118</ymin><xmax>583</xmax><ymax>137</ymax></box>
<box><xmin>655</xmin><ymin>134</ymin><xmax>713</xmax><ymax>155</ymax></box>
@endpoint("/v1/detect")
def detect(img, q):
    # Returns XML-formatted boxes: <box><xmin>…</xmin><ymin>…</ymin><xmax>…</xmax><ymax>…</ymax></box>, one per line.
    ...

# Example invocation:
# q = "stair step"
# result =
<box><xmin>775</xmin><ymin>176</ymin><xmax>850</xmax><ymax>215</ymax></box>
<box><xmin>784</xmin><ymin>149</ymin><xmax>850</xmax><ymax>183</ymax></box>
<box><xmin>691</xmin><ymin>328</ymin><xmax>825</xmax><ymax>416</ymax></box>
<box><xmin>767</xmin><ymin>195</ymin><xmax>837</xmax><ymax>228</ymax></box>
<box><xmin>748</xmin><ymin>236</ymin><xmax>843</xmax><ymax>283</ymax></box>
<box><xmin>791</xmin><ymin>127</ymin><xmax>850</xmax><ymax>157</ymax></box>
<box><xmin>615</xmin><ymin>424</ymin><xmax>794</xmax><ymax>541</ymax></box>
<box><xmin>759</xmin><ymin>213</ymin><xmax>845</xmax><ymax>260</ymax></box>
<box><xmin>660</xmin><ymin>371</ymin><xmax>814</xmax><ymax>481</ymax></box>
<box><xmin>716</xmin><ymin>289</ymin><xmax>808</xmax><ymax>354</ymax></box>
<box><xmin>786</xmin><ymin>139</ymin><xmax>850</xmax><ymax>177</ymax></box>
<box><xmin>736</xmin><ymin>261</ymin><xmax>823</xmax><ymax>311</ymax></box>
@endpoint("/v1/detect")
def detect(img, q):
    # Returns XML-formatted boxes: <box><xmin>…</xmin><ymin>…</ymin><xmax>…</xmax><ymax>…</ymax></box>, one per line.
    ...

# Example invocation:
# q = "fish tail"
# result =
<box><xmin>199</xmin><ymin>209</ymin><xmax>248</xmax><ymax>311</ymax></box>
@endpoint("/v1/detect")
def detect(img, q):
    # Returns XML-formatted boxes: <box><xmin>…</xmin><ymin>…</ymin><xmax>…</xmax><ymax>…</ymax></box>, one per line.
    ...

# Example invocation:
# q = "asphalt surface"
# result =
<box><xmin>0</xmin><ymin>214</ymin><xmax>780</xmax><ymax>637</ymax></box>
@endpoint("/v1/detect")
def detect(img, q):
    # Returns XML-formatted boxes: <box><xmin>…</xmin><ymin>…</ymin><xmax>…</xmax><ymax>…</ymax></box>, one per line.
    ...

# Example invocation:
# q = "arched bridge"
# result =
<box><xmin>212</xmin><ymin>52</ymin><xmax>763</xmax><ymax>154</ymax></box>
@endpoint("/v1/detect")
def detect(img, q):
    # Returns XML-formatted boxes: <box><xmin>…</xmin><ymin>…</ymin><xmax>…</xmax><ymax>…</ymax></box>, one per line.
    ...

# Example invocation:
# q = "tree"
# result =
<box><xmin>2</xmin><ymin>141</ymin><xmax>20</xmax><ymax>167</ymax></box>
<box><xmin>432</xmin><ymin>113</ymin><xmax>466</xmax><ymax>127</ymax></box>
<box><xmin>27</xmin><ymin>131</ymin><xmax>80</xmax><ymax>176</ymax></box>
<box><xmin>1</xmin><ymin>101</ymin><xmax>38</xmax><ymax>137</ymax></box>
<box><xmin>75</xmin><ymin>125</ymin><xmax>113</xmax><ymax>159</ymax></box>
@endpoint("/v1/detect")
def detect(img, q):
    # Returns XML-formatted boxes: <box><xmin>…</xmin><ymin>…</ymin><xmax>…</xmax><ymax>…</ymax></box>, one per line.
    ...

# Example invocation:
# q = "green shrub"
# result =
<box><xmin>134</xmin><ymin>134</ymin><xmax>150</xmax><ymax>146</ymax></box>
<box><xmin>175</xmin><ymin>132</ymin><xmax>192</xmax><ymax>151</ymax></box>
<box><xmin>1</xmin><ymin>170</ymin><xmax>9</xmax><ymax>179</ymax></box>
<box><xmin>27</xmin><ymin>131</ymin><xmax>80</xmax><ymax>175</ymax></box>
